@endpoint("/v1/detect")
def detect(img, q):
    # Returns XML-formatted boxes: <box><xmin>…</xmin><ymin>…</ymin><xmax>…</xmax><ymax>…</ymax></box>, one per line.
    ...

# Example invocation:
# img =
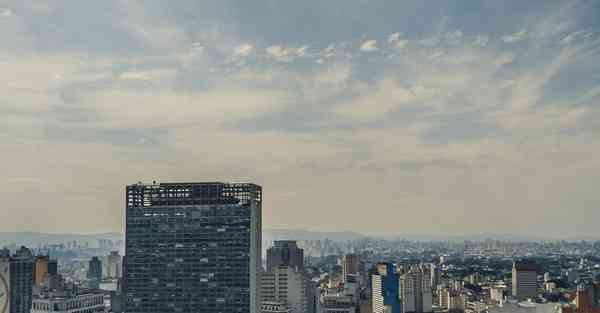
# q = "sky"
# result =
<box><xmin>1</xmin><ymin>0</ymin><xmax>600</xmax><ymax>238</ymax></box>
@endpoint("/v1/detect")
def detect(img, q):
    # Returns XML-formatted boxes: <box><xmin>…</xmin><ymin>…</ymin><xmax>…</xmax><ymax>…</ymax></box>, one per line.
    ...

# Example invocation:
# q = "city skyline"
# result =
<box><xmin>2</xmin><ymin>1</ymin><xmax>600</xmax><ymax>237</ymax></box>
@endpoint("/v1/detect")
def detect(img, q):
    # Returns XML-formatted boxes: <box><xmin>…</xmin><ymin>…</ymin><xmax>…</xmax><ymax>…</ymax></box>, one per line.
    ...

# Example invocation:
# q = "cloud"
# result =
<box><xmin>234</xmin><ymin>44</ymin><xmax>254</xmax><ymax>57</ymax></box>
<box><xmin>388</xmin><ymin>32</ymin><xmax>408</xmax><ymax>49</ymax></box>
<box><xmin>502</xmin><ymin>29</ymin><xmax>528</xmax><ymax>43</ymax></box>
<box><xmin>472</xmin><ymin>35</ymin><xmax>489</xmax><ymax>47</ymax></box>
<box><xmin>336</xmin><ymin>79</ymin><xmax>434</xmax><ymax>121</ymax></box>
<box><xmin>265</xmin><ymin>45</ymin><xmax>309</xmax><ymax>62</ymax></box>
<box><xmin>360</xmin><ymin>40</ymin><xmax>378</xmax><ymax>52</ymax></box>
<box><xmin>2</xmin><ymin>0</ymin><xmax>600</xmax><ymax>237</ymax></box>
<box><xmin>0</xmin><ymin>8</ymin><xmax>12</xmax><ymax>17</ymax></box>
<box><xmin>560</xmin><ymin>30</ymin><xmax>586</xmax><ymax>45</ymax></box>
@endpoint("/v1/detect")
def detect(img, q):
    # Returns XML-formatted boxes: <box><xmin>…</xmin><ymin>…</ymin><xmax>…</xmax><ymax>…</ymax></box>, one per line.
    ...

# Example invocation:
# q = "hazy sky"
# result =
<box><xmin>1</xmin><ymin>1</ymin><xmax>600</xmax><ymax>237</ymax></box>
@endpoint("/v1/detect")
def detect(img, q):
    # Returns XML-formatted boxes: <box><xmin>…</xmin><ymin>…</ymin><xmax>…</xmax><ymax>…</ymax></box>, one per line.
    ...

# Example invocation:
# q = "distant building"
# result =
<box><xmin>31</xmin><ymin>290</ymin><xmax>105</xmax><ymax>313</ymax></box>
<box><xmin>372</xmin><ymin>263</ymin><xmax>401</xmax><ymax>313</ymax></box>
<box><xmin>267</xmin><ymin>241</ymin><xmax>304</xmax><ymax>272</ymax></box>
<box><xmin>400</xmin><ymin>265</ymin><xmax>433</xmax><ymax>313</ymax></box>
<box><xmin>261</xmin><ymin>301</ymin><xmax>293</xmax><ymax>313</ymax></box>
<box><xmin>34</xmin><ymin>257</ymin><xmax>49</xmax><ymax>288</ymax></box>
<box><xmin>342</xmin><ymin>255</ymin><xmax>359</xmax><ymax>283</ymax></box>
<box><xmin>123</xmin><ymin>182</ymin><xmax>262</xmax><ymax>313</ymax></box>
<box><xmin>512</xmin><ymin>260</ymin><xmax>538</xmax><ymax>301</ymax></box>
<box><xmin>320</xmin><ymin>293</ymin><xmax>357</xmax><ymax>313</ymax></box>
<box><xmin>87</xmin><ymin>257</ymin><xmax>102</xmax><ymax>289</ymax></box>
<box><xmin>106</xmin><ymin>251</ymin><xmax>122</xmax><ymax>279</ymax></box>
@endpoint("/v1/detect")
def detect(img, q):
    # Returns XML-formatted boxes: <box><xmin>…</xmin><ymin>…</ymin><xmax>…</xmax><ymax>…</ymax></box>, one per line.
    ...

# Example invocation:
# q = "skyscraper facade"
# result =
<box><xmin>87</xmin><ymin>257</ymin><xmax>102</xmax><ymax>289</ymax></box>
<box><xmin>372</xmin><ymin>263</ymin><xmax>401</xmax><ymax>313</ymax></box>
<box><xmin>400</xmin><ymin>265</ymin><xmax>433</xmax><ymax>313</ymax></box>
<box><xmin>123</xmin><ymin>182</ymin><xmax>262</xmax><ymax>313</ymax></box>
<box><xmin>106</xmin><ymin>251</ymin><xmax>122</xmax><ymax>279</ymax></box>
<box><xmin>0</xmin><ymin>247</ymin><xmax>35</xmax><ymax>313</ymax></box>
<box><xmin>512</xmin><ymin>260</ymin><xmax>538</xmax><ymax>301</ymax></box>
<box><xmin>342</xmin><ymin>254</ymin><xmax>359</xmax><ymax>283</ymax></box>
<box><xmin>261</xmin><ymin>266</ymin><xmax>312</xmax><ymax>313</ymax></box>
<box><xmin>266</xmin><ymin>241</ymin><xmax>304</xmax><ymax>272</ymax></box>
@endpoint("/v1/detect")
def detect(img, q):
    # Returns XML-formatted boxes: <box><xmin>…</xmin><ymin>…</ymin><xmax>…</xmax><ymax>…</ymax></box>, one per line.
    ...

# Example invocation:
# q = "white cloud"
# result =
<box><xmin>560</xmin><ymin>30</ymin><xmax>586</xmax><ymax>45</ymax></box>
<box><xmin>77</xmin><ymin>87</ymin><xmax>289</xmax><ymax>129</ymax></box>
<box><xmin>446</xmin><ymin>30</ymin><xmax>463</xmax><ymax>41</ymax></box>
<box><xmin>0</xmin><ymin>8</ymin><xmax>12</xmax><ymax>17</ymax></box>
<box><xmin>388</xmin><ymin>32</ymin><xmax>408</xmax><ymax>49</ymax></box>
<box><xmin>472</xmin><ymin>35</ymin><xmax>489</xmax><ymax>47</ymax></box>
<box><xmin>429</xmin><ymin>51</ymin><xmax>445</xmax><ymax>59</ymax></box>
<box><xmin>502</xmin><ymin>29</ymin><xmax>528</xmax><ymax>43</ymax></box>
<box><xmin>418</xmin><ymin>37</ymin><xmax>439</xmax><ymax>47</ymax></box>
<box><xmin>265</xmin><ymin>45</ymin><xmax>309</xmax><ymax>62</ymax></box>
<box><xmin>360</xmin><ymin>40</ymin><xmax>378</xmax><ymax>52</ymax></box>
<box><xmin>336</xmin><ymin>79</ymin><xmax>435</xmax><ymax>121</ymax></box>
<box><xmin>234</xmin><ymin>44</ymin><xmax>254</xmax><ymax>57</ymax></box>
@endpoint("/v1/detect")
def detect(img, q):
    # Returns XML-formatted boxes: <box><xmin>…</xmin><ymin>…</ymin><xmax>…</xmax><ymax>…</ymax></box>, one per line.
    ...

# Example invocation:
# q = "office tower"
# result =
<box><xmin>267</xmin><ymin>241</ymin><xmax>304</xmax><ymax>272</ymax></box>
<box><xmin>87</xmin><ymin>257</ymin><xmax>102</xmax><ymax>289</ymax></box>
<box><xmin>512</xmin><ymin>260</ymin><xmax>537</xmax><ymax>301</ymax></box>
<box><xmin>400</xmin><ymin>265</ymin><xmax>433</xmax><ymax>313</ymax></box>
<box><xmin>342</xmin><ymin>254</ymin><xmax>359</xmax><ymax>283</ymax></box>
<box><xmin>371</xmin><ymin>263</ymin><xmax>401</xmax><ymax>313</ymax></box>
<box><xmin>123</xmin><ymin>182</ymin><xmax>262</xmax><ymax>313</ymax></box>
<box><xmin>47</xmin><ymin>260</ymin><xmax>57</xmax><ymax>277</ymax></box>
<box><xmin>0</xmin><ymin>247</ymin><xmax>35</xmax><ymax>313</ymax></box>
<box><xmin>261</xmin><ymin>266</ymin><xmax>312</xmax><ymax>313</ymax></box>
<box><xmin>1</xmin><ymin>251</ymin><xmax>9</xmax><ymax>313</ymax></box>
<box><xmin>34</xmin><ymin>256</ymin><xmax>50</xmax><ymax>288</ymax></box>
<box><xmin>107</xmin><ymin>251</ymin><xmax>122</xmax><ymax>279</ymax></box>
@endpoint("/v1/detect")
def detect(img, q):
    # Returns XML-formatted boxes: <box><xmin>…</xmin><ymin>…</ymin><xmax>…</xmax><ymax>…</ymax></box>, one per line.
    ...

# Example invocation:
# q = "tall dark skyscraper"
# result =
<box><xmin>87</xmin><ymin>257</ymin><xmax>102</xmax><ymax>289</ymax></box>
<box><xmin>266</xmin><ymin>240</ymin><xmax>304</xmax><ymax>272</ymax></box>
<box><xmin>0</xmin><ymin>247</ymin><xmax>35</xmax><ymax>313</ymax></box>
<box><xmin>123</xmin><ymin>182</ymin><xmax>262</xmax><ymax>313</ymax></box>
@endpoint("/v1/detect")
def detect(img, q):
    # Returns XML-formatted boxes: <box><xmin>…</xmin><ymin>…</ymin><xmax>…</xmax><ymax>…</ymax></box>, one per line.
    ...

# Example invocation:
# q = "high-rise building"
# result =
<box><xmin>261</xmin><ymin>266</ymin><xmax>313</xmax><ymax>313</ymax></box>
<box><xmin>47</xmin><ymin>260</ymin><xmax>57</xmax><ymax>277</ymax></box>
<box><xmin>267</xmin><ymin>241</ymin><xmax>304</xmax><ymax>272</ymax></box>
<box><xmin>87</xmin><ymin>257</ymin><xmax>102</xmax><ymax>289</ymax></box>
<box><xmin>106</xmin><ymin>251</ymin><xmax>122</xmax><ymax>279</ymax></box>
<box><xmin>342</xmin><ymin>254</ymin><xmax>359</xmax><ymax>283</ymax></box>
<box><xmin>512</xmin><ymin>260</ymin><xmax>537</xmax><ymax>301</ymax></box>
<box><xmin>400</xmin><ymin>265</ymin><xmax>433</xmax><ymax>313</ymax></box>
<box><xmin>371</xmin><ymin>263</ymin><xmax>401</xmax><ymax>313</ymax></box>
<box><xmin>123</xmin><ymin>182</ymin><xmax>262</xmax><ymax>313</ymax></box>
<box><xmin>34</xmin><ymin>256</ymin><xmax>56</xmax><ymax>289</ymax></box>
<box><xmin>0</xmin><ymin>250</ymin><xmax>10</xmax><ymax>313</ymax></box>
<box><xmin>0</xmin><ymin>247</ymin><xmax>36</xmax><ymax>313</ymax></box>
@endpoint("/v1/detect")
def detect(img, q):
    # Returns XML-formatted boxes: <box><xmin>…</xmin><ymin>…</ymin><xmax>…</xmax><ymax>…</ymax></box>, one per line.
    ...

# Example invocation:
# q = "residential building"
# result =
<box><xmin>512</xmin><ymin>260</ymin><xmax>537</xmax><ymax>301</ymax></box>
<box><xmin>399</xmin><ymin>265</ymin><xmax>433</xmax><ymax>313</ymax></box>
<box><xmin>261</xmin><ymin>266</ymin><xmax>312</xmax><ymax>313</ymax></box>
<box><xmin>371</xmin><ymin>263</ymin><xmax>400</xmax><ymax>313</ymax></box>
<box><xmin>342</xmin><ymin>255</ymin><xmax>359</xmax><ymax>283</ymax></box>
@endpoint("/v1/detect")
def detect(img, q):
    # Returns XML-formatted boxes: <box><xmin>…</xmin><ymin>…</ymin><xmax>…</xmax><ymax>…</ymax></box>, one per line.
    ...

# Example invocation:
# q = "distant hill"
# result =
<box><xmin>2</xmin><ymin>230</ymin><xmax>596</xmax><ymax>248</ymax></box>
<box><xmin>0</xmin><ymin>232</ymin><xmax>123</xmax><ymax>247</ymax></box>
<box><xmin>263</xmin><ymin>229</ymin><xmax>365</xmax><ymax>243</ymax></box>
